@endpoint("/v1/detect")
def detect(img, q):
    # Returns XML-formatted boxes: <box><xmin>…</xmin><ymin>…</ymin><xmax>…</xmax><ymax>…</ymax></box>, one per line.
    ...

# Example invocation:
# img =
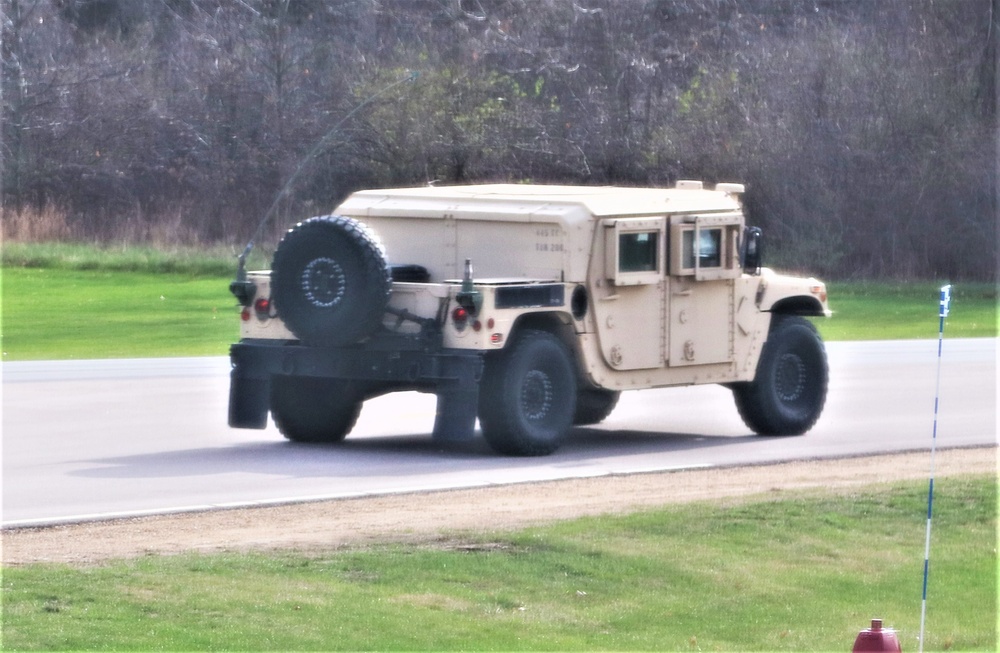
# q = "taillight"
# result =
<box><xmin>453</xmin><ymin>307</ymin><xmax>492</xmax><ymax>334</ymax></box>
<box><xmin>254</xmin><ymin>297</ymin><xmax>271</xmax><ymax>316</ymax></box>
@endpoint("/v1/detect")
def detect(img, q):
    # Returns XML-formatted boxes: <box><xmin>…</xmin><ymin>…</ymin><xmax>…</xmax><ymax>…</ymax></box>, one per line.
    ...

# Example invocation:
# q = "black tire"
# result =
<box><xmin>270</xmin><ymin>375</ymin><xmax>363</xmax><ymax>444</ymax></box>
<box><xmin>271</xmin><ymin>215</ymin><xmax>391</xmax><ymax>346</ymax></box>
<box><xmin>478</xmin><ymin>330</ymin><xmax>577</xmax><ymax>456</ymax></box>
<box><xmin>573</xmin><ymin>388</ymin><xmax>620</xmax><ymax>425</ymax></box>
<box><xmin>732</xmin><ymin>315</ymin><xmax>828</xmax><ymax>436</ymax></box>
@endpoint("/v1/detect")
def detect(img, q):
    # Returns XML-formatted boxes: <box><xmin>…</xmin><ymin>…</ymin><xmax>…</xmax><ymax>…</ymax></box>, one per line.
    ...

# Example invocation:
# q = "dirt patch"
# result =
<box><xmin>3</xmin><ymin>447</ymin><xmax>995</xmax><ymax>566</ymax></box>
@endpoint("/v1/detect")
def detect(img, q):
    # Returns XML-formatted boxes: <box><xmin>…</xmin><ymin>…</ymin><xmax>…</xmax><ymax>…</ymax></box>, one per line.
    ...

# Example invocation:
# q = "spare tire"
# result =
<box><xmin>271</xmin><ymin>215</ymin><xmax>391</xmax><ymax>346</ymax></box>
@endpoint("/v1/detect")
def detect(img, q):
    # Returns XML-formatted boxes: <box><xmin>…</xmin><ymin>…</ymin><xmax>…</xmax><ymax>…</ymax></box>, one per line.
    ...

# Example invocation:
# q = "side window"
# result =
<box><xmin>619</xmin><ymin>231</ymin><xmax>659</xmax><ymax>272</ymax></box>
<box><xmin>604</xmin><ymin>217</ymin><xmax>665</xmax><ymax>286</ymax></box>
<box><xmin>680</xmin><ymin>229</ymin><xmax>721</xmax><ymax>269</ymax></box>
<box><xmin>670</xmin><ymin>215</ymin><xmax>742</xmax><ymax>280</ymax></box>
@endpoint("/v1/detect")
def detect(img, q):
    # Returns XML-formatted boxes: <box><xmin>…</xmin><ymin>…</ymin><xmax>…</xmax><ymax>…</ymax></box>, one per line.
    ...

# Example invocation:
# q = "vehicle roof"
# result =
<box><xmin>337</xmin><ymin>183</ymin><xmax>744</xmax><ymax>224</ymax></box>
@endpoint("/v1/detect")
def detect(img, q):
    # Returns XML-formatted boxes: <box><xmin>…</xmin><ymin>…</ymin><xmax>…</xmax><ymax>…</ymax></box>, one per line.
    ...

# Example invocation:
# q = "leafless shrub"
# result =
<box><xmin>0</xmin><ymin>204</ymin><xmax>74</xmax><ymax>243</ymax></box>
<box><xmin>2</xmin><ymin>0</ymin><xmax>995</xmax><ymax>280</ymax></box>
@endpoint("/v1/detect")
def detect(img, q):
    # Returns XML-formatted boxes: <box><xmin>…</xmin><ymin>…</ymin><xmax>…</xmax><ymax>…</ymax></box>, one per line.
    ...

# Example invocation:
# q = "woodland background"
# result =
<box><xmin>2</xmin><ymin>0</ymin><xmax>997</xmax><ymax>280</ymax></box>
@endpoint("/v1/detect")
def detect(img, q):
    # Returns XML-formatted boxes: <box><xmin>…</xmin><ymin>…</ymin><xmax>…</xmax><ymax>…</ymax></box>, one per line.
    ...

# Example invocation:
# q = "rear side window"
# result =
<box><xmin>619</xmin><ymin>232</ymin><xmax>659</xmax><ymax>272</ymax></box>
<box><xmin>604</xmin><ymin>217</ymin><xmax>665</xmax><ymax>286</ymax></box>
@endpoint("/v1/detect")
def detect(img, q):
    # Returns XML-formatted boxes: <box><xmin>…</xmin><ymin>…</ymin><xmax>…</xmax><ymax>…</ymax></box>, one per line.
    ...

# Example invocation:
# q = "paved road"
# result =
<box><xmin>3</xmin><ymin>339</ymin><xmax>996</xmax><ymax>527</ymax></box>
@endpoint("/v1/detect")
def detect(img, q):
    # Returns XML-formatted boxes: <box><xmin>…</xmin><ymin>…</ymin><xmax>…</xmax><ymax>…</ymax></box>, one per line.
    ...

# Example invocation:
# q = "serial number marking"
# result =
<box><xmin>535</xmin><ymin>227</ymin><xmax>563</xmax><ymax>252</ymax></box>
<box><xmin>535</xmin><ymin>242</ymin><xmax>565</xmax><ymax>252</ymax></box>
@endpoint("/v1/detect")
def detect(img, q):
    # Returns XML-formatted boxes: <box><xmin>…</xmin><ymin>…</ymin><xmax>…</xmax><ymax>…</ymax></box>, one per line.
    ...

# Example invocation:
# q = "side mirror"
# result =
<box><xmin>741</xmin><ymin>226</ymin><xmax>763</xmax><ymax>275</ymax></box>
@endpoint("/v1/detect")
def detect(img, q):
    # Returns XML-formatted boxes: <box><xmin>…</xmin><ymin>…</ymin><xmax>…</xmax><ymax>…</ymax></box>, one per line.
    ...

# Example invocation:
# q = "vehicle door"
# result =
<box><xmin>591</xmin><ymin>217</ymin><xmax>666</xmax><ymax>370</ymax></box>
<box><xmin>666</xmin><ymin>213</ymin><xmax>743</xmax><ymax>366</ymax></box>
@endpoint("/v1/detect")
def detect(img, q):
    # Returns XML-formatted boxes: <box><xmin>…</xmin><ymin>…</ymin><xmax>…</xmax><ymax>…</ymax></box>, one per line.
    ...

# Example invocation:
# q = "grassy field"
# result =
<box><xmin>1</xmin><ymin>243</ymin><xmax>996</xmax><ymax>360</ymax></box>
<box><xmin>0</xmin><ymin>241</ymin><xmax>268</xmax><ymax>276</ymax></box>
<box><xmin>1</xmin><ymin>267</ymin><xmax>236</xmax><ymax>359</ymax></box>
<box><xmin>1</xmin><ymin>244</ymin><xmax>996</xmax><ymax>651</ymax></box>
<box><xmin>821</xmin><ymin>281</ymin><xmax>997</xmax><ymax>341</ymax></box>
<box><xmin>2</xmin><ymin>476</ymin><xmax>995</xmax><ymax>651</ymax></box>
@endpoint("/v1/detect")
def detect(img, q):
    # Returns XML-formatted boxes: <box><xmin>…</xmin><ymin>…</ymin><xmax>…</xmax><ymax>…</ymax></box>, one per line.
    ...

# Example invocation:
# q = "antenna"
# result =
<box><xmin>233</xmin><ymin>71</ymin><xmax>419</xmax><ymax>284</ymax></box>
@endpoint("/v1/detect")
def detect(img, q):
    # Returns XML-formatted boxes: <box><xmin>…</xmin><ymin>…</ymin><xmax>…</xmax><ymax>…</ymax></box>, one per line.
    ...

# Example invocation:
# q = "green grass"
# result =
<box><xmin>1</xmin><ymin>245</ymin><xmax>996</xmax><ymax>650</ymax></box>
<box><xmin>1</xmin><ymin>243</ymin><xmax>996</xmax><ymax>360</ymax></box>
<box><xmin>1</xmin><ymin>268</ymin><xmax>237</xmax><ymax>359</ymax></box>
<box><xmin>2</xmin><ymin>476</ymin><xmax>995</xmax><ymax>651</ymax></box>
<box><xmin>818</xmin><ymin>282</ymin><xmax>998</xmax><ymax>341</ymax></box>
<box><xmin>0</xmin><ymin>241</ymin><xmax>273</xmax><ymax>276</ymax></box>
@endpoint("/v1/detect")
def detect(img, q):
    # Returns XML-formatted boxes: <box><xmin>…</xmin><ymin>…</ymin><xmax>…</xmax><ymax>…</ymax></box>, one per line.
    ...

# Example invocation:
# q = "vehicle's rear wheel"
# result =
<box><xmin>270</xmin><ymin>375</ymin><xmax>363</xmax><ymax>444</ymax></box>
<box><xmin>573</xmin><ymin>388</ymin><xmax>620</xmax><ymax>425</ymax></box>
<box><xmin>732</xmin><ymin>315</ymin><xmax>828</xmax><ymax>435</ymax></box>
<box><xmin>271</xmin><ymin>215</ymin><xmax>391</xmax><ymax>346</ymax></box>
<box><xmin>478</xmin><ymin>330</ymin><xmax>577</xmax><ymax>456</ymax></box>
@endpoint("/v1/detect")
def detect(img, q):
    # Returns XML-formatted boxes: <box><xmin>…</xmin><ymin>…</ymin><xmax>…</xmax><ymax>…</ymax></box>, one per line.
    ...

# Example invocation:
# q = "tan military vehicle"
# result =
<box><xmin>228</xmin><ymin>182</ymin><xmax>830</xmax><ymax>455</ymax></box>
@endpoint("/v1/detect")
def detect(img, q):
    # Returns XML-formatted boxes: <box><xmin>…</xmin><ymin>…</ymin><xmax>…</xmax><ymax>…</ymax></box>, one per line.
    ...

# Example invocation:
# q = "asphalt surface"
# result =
<box><xmin>3</xmin><ymin>339</ymin><xmax>996</xmax><ymax>527</ymax></box>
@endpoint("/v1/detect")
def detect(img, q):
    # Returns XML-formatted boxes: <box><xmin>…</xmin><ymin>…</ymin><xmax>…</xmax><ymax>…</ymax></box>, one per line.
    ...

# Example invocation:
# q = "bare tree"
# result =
<box><xmin>1</xmin><ymin>0</ymin><xmax>994</xmax><ymax>280</ymax></box>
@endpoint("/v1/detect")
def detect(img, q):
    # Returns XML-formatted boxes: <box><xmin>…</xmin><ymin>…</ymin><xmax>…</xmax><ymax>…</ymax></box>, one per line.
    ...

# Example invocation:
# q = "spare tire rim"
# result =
<box><xmin>775</xmin><ymin>352</ymin><xmax>807</xmax><ymax>403</ymax></box>
<box><xmin>301</xmin><ymin>257</ymin><xmax>346</xmax><ymax>308</ymax></box>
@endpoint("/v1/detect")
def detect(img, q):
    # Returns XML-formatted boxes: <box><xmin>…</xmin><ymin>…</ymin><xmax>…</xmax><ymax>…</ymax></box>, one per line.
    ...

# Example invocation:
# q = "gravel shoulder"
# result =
<box><xmin>3</xmin><ymin>447</ymin><xmax>995</xmax><ymax>566</ymax></box>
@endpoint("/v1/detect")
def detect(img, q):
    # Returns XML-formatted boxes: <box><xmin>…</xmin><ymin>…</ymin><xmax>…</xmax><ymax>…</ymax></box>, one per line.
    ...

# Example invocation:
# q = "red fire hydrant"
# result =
<box><xmin>852</xmin><ymin>618</ymin><xmax>902</xmax><ymax>652</ymax></box>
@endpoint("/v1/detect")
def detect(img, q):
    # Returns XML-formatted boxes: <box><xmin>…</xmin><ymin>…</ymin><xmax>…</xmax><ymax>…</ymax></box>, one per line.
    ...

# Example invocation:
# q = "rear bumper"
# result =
<box><xmin>230</xmin><ymin>339</ymin><xmax>484</xmax><ymax>385</ymax></box>
<box><xmin>228</xmin><ymin>339</ymin><xmax>484</xmax><ymax>436</ymax></box>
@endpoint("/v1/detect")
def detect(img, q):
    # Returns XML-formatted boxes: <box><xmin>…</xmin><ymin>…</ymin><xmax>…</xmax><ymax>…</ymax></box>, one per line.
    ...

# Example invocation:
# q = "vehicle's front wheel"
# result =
<box><xmin>270</xmin><ymin>375</ymin><xmax>363</xmax><ymax>444</ymax></box>
<box><xmin>732</xmin><ymin>315</ymin><xmax>828</xmax><ymax>435</ymax></box>
<box><xmin>478</xmin><ymin>330</ymin><xmax>577</xmax><ymax>456</ymax></box>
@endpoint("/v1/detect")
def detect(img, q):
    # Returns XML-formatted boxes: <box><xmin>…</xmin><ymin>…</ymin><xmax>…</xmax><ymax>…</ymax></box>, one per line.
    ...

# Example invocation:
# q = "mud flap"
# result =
<box><xmin>228</xmin><ymin>370</ymin><xmax>270</xmax><ymax>429</ymax></box>
<box><xmin>432</xmin><ymin>384</ymin><xmax>479</xmax><ymax>441</ymax></box>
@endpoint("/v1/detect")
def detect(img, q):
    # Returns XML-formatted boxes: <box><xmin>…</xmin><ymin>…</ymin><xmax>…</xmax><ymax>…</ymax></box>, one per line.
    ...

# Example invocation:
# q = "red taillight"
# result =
<box><xmin>241</xmin><ymin>308</ymin><xmax>251</xmax><ymax>321</ymax></box>
<box><xmin>452</xmin><ymin>306</ymin><xmax>469</xmax><ymax>327</ymax></box>
<box><xmin>254</xmin><ymin>297</ymin><xmax>271</xmax><ymax>316</ymax></box>
<box><xmin>810</xmin><ymin>285</ymin><xmax>828</xmax><ymax>303</ymax></box>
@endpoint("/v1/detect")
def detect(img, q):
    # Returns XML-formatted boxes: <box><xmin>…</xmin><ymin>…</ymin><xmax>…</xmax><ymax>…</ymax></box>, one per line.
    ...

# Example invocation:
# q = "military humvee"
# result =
<box><xmin>228</xmin><ymin>182</ymin><xmax>830</xmax><ymax>456</ymax></box>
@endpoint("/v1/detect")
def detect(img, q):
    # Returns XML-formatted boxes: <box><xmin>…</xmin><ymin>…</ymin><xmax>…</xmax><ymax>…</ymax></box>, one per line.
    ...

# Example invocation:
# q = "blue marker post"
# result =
<box><xmin>918</xmin><ymin>284</ymin><xmax>951</xmax><ymax>653</ymax></box>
